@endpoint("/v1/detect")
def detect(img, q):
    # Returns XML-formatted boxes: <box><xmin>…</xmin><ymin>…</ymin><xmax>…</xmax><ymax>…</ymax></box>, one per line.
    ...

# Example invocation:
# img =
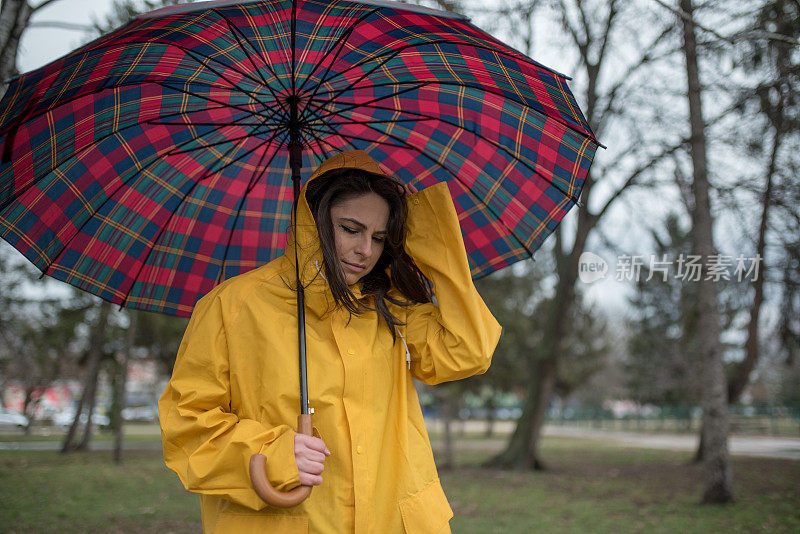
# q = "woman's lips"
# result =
<box><xmin>342</xmin><ymin>260</ymin><xmax>366</xmax><ymax>273</ymax></box>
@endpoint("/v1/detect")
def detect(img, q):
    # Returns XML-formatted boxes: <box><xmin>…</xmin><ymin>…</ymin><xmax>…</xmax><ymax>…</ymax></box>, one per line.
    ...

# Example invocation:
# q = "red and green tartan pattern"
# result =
<box><xmin>0</xmin><ymin>0</ymin><xmax>598</xmax><ymax>316</ymax></box>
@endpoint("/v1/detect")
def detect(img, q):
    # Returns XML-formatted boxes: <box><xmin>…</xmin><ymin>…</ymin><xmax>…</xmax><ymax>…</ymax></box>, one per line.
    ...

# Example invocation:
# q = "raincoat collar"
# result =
<box><xmin>285</xmin><ymin>150</ymin><xmax>389</xmax><ymax>314</ymax></box>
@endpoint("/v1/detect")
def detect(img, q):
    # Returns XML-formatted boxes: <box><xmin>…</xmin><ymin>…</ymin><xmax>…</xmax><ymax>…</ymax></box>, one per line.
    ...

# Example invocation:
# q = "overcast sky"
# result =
<box><xmin>18</xmin><ymin>0</ymin><xmax>115</xmax><ymax>72</ymax></box>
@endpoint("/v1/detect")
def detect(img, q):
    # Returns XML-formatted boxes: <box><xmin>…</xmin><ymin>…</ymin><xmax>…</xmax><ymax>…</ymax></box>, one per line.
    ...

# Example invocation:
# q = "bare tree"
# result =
<box><xmin>0</xmin><ymin>0</ymin><xmax>67</xmax><ymax>95</ymax></box>
<box><xmin>62</xmin><ymin>300</ymin><xmax>112</xmax><ymax>453</ymax></box>
<box><xmin>484</xmin><ymin>0</ymin><xmax>679</xmax><ymax>470</ymax></box>
<box><xmin>727</xmin><ymin>0</ymin><xmax>799</xmax><ymax>403</ymax></box>
<box><xmin>112</xmin><ymin>311</ymin><xmax>137</xmax><ymax>464</ymax></box>
<box><xmin>679</xmin><ymin>0</ymin><xmax>734</xmax><ymax>504</ymax></box>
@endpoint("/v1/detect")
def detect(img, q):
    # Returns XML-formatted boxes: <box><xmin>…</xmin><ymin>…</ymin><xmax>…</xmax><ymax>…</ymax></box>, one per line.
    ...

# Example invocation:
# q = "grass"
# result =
<box><xmin>444</xmin><ymin>439</ymin><xmax>800</xmax><ymax>533</ymax></box>
<box><xmin>0</xmin><ymin>435</ymin><xmax>798</xmax><ymax>533</ymax></box>
<box><xmin>0</xmin><ymin>449</ymin><xmax>198</xmax><ymax>533</ymax></box>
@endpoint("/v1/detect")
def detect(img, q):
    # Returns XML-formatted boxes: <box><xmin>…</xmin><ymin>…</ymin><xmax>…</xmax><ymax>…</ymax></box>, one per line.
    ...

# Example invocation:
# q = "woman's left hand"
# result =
<box><xmin>294</xmin><ymin>433</ymin><xmax>331</xmax><ymax>486</ymax></box>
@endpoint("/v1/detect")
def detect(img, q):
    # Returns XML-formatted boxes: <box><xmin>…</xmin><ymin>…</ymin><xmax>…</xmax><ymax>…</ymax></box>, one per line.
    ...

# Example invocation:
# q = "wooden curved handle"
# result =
<box><xmin>249</xmin><ymin>413</ymin><xmax>313</xmax><ymax>508</ymax></box>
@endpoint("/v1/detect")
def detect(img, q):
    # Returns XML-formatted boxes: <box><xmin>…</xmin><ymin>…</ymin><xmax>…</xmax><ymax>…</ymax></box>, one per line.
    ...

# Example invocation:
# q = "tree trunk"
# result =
<box><xmin>439</xmin><ymin>387</ymin><xmax>455</xmax><ymax>470</ymax></box>
<box><xmin>693</xmin><ymin>419</ymin><xmax>704</xmax><ymax>463</ymax></box>
<box><xmin>484</xmin><ymin>395</ymin><xmax>495</xmax><ymax>438</ymax></box>
<box><xmin>62</xmin><ymin>301</ymin><xmax>111</xmax><ymax>453</ymax></box>
<box><xmin>485</xmin><ymin>201</ymin><xmax>590</xmax><ymax>470</ymax></box>
<box><xmin>728</xmin><ymin>129</ymin><xmax>779</xmax><ymax>403</ymax></box>
<box><xmin>113</xmin><ymin>312</ymin><xmax>136</xmax><ymax>463</ymax></box>
<box><xmin>483</xmin><ymin>378</ymin><xmax>538</xmax><ymax>470</ymax></box>
<box><xmin>0</xmin><ymin>0</ymin><xmax>32</xmax><ymax>95</ymax></box>
<box><xmin>680</xmin><ymin>0</ymin><xmax>734</xmax><ymax>504</ymax></box>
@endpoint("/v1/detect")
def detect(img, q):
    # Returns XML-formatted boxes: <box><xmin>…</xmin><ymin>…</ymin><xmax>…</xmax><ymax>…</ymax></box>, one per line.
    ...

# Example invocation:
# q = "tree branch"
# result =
<box><xmin>28</xmin><ymin>20</ymin><xmax>93</xmax><ymax>31</ymax></box>
<box><xmin>652</xmin><ymin>0</ymin><xmax>799</xmax><ymax>46</ymax></box>
<box><xmin>591</xmin><ymin>140</ymin><xmax>684</xmax><ymax>226</ymax></box>
<box><xmin>31</xmin><ymin>0</ymin><xmax>62</xmax><ymax>14</ymax></box>
<box><xmin>596</xmin><ymin>0</ymin><xmax>619</xmax><ymax>68</ymax></box>
<box><xmin>597</xmin><ymin>20</ymin><xmax>677</xmax><ymax>128</ymax></box>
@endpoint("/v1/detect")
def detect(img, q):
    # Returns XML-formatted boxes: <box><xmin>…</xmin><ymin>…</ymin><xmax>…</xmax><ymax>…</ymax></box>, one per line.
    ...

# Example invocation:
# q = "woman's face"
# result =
<box><xmin>330</xmin><ymin>192</ymin><xmax>390</xmax><ymax>285</ymax></box>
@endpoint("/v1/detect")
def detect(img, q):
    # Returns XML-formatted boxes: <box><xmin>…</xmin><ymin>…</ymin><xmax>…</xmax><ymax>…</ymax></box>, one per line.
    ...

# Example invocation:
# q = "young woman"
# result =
<box><xmin>159</xmin><ymin>150</ymin><xmax>501</xmax><ymax>533</ymax></box>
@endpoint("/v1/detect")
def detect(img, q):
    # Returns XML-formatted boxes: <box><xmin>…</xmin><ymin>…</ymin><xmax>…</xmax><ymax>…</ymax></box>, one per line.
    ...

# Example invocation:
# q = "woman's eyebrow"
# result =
<box><xmin>340</xmin><ymin>217</ymin><xmax>387</xmax><ymax>234</ymax></box>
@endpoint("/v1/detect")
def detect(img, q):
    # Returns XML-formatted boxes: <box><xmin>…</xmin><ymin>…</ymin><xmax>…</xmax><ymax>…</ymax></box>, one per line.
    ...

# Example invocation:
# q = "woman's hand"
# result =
<box><xmin>294</xmin><ymin>433</ymin><xmax>331</xmax><ymax>486</ymax></box>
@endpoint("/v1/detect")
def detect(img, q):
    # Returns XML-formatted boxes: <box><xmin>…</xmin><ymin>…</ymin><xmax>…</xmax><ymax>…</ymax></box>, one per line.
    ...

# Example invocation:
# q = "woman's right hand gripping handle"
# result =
<box><xmin>249</xmin><ymin>414</ymin><xmax>329</xmax><ymax>508</ymax></box>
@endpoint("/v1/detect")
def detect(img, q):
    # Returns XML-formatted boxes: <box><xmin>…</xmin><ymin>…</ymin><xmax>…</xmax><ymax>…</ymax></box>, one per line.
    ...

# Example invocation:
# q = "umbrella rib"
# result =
<box><xmin>37</xmin><ymin>122</ymin><xmax>253</xmax><ymax>278</ymax></box>
<box><xmin>300</xmin><ymin>119</ymin><xmax>381</xmax><ymax>164</ymax></box>
<box><xmin>327</xmin><ymin>123</ymin><xmax>539</xmax><ymax>260</ymax></box>
<box><xmin>0</xmin><ymin>76</ymin><xmax>262</xmax><ymax>141</ymax></box>
<box><xmin>177</xmin><ymin>46</ymin><xmax>276</xmax><ymax>111</ymax></box>
<box><xmin>154</xmin><ymin>81</ymin><xmax>279</xmax><ymax>124</ymax></box>
<box><xmin>295</xmin><ymin>6</ymin><xmax>381</xmax><ymax>95</ymax></box>
<box><xmin>300</xmin><ymin>124</ymin><xmax>339</xmax><ymax>163</ymax></box>
<box><xmin>328</xmin><ymin>102</ymin><xmax>583</xmax><ymax>205</ymax></box>
<box><xmin>305</xmin><ymin>82</ymin><xmax>432</xmax><ymax>122</ymax></box>
<box><xmin>164</xmin><ymin>41</ymin><xmax>284</xmax><ymax>102</ymax></box>
<box><xmin>0</xmin><ymin>103</ymin><xmax>268</xmax><ymax>212</ymax></box>
<box><xmin>298</xmin><ymin>42</ymin><xmax>430</xmax><ymax>119</ymax></box>
<box><xmin>147</xmin><ymin>120</ymin><xmax>267</xmax><ymax>128</ymax></box>
<box><xmin>0</xmin><ymin>103</ymin><xmax>219</xmax><ymax>212</ymax></box>
<box><xmin>309</xmin><ymin>79</ymin><xmax>596</xmax><ymax>147</ymax></box>
<box><xmin>306</xmin><ymin>40</ymin><xmax>593</xmax><ymax>140</ymax></box>
<box><xmin>120</xmin><ymin>125</ymin><xmax>274</xmax><ymax>309</ymax></box>
<box><xmin>144</xmin><ymin>101</ymin><xmax>256</xmax><ymax>124</ymax></box>
<box><xmin>319</xmin><ymin>116</ymin><xmax>421</xmax><ymax>128</ymax></box>
<box><xmin>163</xmin><ymin>124</ymin><xmax>281</xmax><ymax>157</ymax></box>
<box><xmin>215</xmin><ymin>128</ymin><xmax>284</xmax><ymax>285</ymax></box>
<box><xmin>291</xmin><ymin>0</ymin><xmax>297</xmax><ymax>93</ymax></box>
<box><xmin>305</xmin><ymin>39</ymin><xmax>533</xmax><ymax>107</ymax></box>
<box><xmin>215</xmin><ymin>10</ymin><xmax>285</xmax><ymax>89</ymax></box>
<box><xmin>214</xmin><ymin>10</ymin><xmax>292</xmax><ymax>106</ymax></box>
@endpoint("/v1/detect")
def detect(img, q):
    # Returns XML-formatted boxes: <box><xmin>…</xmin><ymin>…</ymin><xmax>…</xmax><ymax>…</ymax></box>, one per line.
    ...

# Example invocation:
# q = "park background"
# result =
<box><xmin>1</xmin><ymin>0</ymin><xmax>798</xmax><ymax>532</ymax></box>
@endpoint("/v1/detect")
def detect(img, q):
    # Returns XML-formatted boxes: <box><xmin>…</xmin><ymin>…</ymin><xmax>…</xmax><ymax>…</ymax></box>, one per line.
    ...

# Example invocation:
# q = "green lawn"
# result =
<box><xmin>0</xmin><ymin>436</ymin><xmax>797</xmax><ymax>533</ymax></box>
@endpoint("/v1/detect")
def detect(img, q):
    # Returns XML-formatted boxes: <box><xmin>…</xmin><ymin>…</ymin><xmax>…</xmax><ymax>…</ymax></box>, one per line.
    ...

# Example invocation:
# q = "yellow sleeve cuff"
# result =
<box><xmin>258</xmin><ymin>429</ymin><xmax>301</xmax><ymax>492</ymax></box>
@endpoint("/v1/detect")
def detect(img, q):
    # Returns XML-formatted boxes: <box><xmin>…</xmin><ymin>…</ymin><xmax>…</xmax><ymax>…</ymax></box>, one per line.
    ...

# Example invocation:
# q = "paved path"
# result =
<box><xmin>426</xmin><ymin>420</ymin><xmax>800</xmax><ymax>460</ymax></box>
<box><xmin>0</xmin><ymin>440</ymin><xmax>162</xmax><ymax>451</ymax></box>
<box><xmin>3</xmin><ymin>423</ymin><xmax>799</xmax><ymax>459</ymax></box>
<box><xmin>543</xmin><ymin>426</ymin><xmax>800</xmax><ymax>460</ymax></box>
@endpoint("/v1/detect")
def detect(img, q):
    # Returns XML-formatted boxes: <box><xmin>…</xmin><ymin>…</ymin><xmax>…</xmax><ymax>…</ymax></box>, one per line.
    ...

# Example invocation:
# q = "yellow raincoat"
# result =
<box><xmin>159</xmin><ymin>151</ymin><xmax>502</xmax><ymax>533</ymax></box>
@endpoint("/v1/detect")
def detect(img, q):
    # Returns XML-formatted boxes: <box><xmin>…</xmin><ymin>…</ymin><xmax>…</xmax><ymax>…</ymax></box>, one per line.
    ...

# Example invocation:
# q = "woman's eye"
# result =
<box><xmin>341</xmin><ymin>225</ymin><xmax>357</xmax><ymax>234</ymax></box>
<box><xmin>372</xmin><ymin>236</ymin><xmax>385</xmax><ymax>244</ymax></box>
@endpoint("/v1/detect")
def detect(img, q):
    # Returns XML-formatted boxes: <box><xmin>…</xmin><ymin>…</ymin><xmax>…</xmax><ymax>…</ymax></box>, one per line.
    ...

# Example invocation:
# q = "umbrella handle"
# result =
<box><xmin>249</xmin><ymin>413</ymin><xmax>313</xmax><ymax>508</ymax></box>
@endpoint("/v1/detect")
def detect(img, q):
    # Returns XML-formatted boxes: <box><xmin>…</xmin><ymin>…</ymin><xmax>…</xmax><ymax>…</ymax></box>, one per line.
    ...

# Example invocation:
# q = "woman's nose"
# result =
<box><xmin>354</xmin><ymin>236</ymin><xmax>372</xmax><ymax>257</ymax></box>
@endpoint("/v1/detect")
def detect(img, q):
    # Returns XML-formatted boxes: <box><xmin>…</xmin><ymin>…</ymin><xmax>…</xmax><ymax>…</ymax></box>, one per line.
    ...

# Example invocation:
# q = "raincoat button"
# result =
<box><xmin>413</xmin><ymin>197</ymin><xmax>420</xmax><ymax>205</ymax></box>
<box><xmin>356</xmin><ymin>445</ymin><xmax>363</xmax><ymax>454</ymax></box>
<box><xmin>347</xmin><ymin>348</ymin><xmax>355</xmax><ymax>355</ymax></box>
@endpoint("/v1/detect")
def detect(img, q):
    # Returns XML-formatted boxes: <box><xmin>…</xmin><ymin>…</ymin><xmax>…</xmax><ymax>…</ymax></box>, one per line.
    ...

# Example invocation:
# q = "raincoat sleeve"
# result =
<box><xmin>158</xmin><ymin>289</ymin><xmax>301</xmax><ymax>510</ymax></box>
<box><xmin>403</xmin><ymin>182</ymin><xmax>502</xmax><ymax>385</ymax></box>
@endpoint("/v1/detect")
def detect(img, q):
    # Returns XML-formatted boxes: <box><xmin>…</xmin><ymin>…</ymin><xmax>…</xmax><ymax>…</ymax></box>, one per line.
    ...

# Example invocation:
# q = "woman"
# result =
<box><xmin>159</xmin><ymin>150</ymin><xmax>501</xmax><ymax>533</ymax></box>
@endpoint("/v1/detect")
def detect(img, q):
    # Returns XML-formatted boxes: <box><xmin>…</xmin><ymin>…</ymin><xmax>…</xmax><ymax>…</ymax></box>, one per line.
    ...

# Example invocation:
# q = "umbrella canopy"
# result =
<box><xmin>0</xmin><ymin>0</ymin><xmax>599</xmax><ymax>317</ymax></box>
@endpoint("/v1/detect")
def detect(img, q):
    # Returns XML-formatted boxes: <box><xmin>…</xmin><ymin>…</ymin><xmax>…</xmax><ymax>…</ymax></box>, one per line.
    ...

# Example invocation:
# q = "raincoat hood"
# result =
<box><xmin>288</xmin><ymin>150</ymin><xmax>397</xmax><ymax>300</ymax></box>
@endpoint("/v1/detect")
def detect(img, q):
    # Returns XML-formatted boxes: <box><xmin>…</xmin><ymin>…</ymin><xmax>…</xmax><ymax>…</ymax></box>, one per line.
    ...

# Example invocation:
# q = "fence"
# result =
<box><xmin>546</xmin><ymin>404</ymin><xmax>800</xmax><ymax>436</ymax></box>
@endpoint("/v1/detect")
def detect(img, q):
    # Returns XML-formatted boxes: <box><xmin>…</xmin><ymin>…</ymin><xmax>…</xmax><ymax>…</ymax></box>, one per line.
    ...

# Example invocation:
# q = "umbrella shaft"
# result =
<box><xmin>290</xmin><ymin>140</ymin><xmax>310</xmax><ymax>415</ymax></box>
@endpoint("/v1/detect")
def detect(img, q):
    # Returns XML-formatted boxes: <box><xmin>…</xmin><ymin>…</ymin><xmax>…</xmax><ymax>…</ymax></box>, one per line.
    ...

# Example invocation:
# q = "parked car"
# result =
<box><xmin>122</xmin><ymin>405</ymin><xmax>158</xmax><ymax>422</ymax></box>
<box><xmin>52</xmin><ymin>410</ymin><xmax>110</xmax><ymax>430</ymax></box>
<box><xmin>0</xmin><ymin>409</ymin><xmax>29</xmax><ymax>430</ymax></box>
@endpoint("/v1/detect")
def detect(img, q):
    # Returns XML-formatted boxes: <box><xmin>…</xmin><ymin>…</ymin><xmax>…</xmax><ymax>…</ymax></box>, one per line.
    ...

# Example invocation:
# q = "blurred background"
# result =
<box><xmin>1</xmin><ymin>0</ymin><xmax>798</xmax><ymax>532</ymax></box>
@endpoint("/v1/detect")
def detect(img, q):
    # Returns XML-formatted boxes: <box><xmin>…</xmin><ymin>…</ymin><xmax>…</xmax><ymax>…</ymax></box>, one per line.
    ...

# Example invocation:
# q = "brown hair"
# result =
<box><xmin>305</xmin><ymin>167</ymin><xmax>432</xmax><ymax>336</ymax></box>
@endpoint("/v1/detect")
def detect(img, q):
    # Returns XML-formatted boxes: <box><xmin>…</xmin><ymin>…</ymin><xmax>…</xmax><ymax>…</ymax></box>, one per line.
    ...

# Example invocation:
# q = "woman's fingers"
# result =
<box><xmin>299</xmin><ymin>450</ymin><xmax>326</xmax><ymax>464</ymax></box>
<box><xmin>298</xmin><ymin>472</ymin><xmax>323</xmax><ymax>486</ymax></box>
<box><xmin>296</xmin><ymin>434</ymin><xmax>330</xmax><ymax>455</ymax></box>
<box><xmin>294</xmin><ymin>433</ymin><xmax>330</xmax><ymax>486</ymax></box>
<box><xmin>297</xmin><ymin>458</ymin><xmax>324</xmax><ymax>475</ymax></box>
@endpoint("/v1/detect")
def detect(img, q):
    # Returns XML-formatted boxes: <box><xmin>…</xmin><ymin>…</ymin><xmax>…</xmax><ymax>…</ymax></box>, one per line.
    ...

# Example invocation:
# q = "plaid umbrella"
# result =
<box><xmin>0</xmin><ymin>0</ymin><xmax>598</xmax><ymax>318</ymax></box>
<box><xmin>1</xmin><ymin>0</ymin><xmax>601</xmax><ymax>508</ymax></box>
